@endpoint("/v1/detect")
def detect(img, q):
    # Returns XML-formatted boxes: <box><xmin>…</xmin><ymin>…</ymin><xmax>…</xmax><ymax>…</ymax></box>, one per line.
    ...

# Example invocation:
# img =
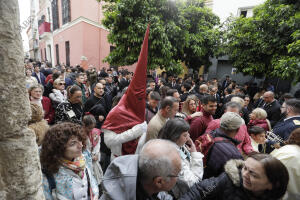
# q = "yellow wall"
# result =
<box><xmin>156</xmin><ymin>64</ymin><xmax>204</xmax><ymax>78</ymax></box>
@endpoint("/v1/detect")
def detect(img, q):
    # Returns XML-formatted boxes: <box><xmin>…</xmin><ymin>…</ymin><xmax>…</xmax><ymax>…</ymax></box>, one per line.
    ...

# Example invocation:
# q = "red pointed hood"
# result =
<box><xmin>102</xmin><ymin>25</ymin><xmax>149</xmax><ymax>136</ymax></box>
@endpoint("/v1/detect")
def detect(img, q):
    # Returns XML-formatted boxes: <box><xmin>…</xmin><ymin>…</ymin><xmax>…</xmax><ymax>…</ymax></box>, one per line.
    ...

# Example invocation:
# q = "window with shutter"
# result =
<box><xmin>51</xmin><ymin>0</ymin><xmax>59</xmax><ymax>30</ymax></box>
<box><xmin>62</xmin><ymin>0</ymin><xmax>71</xmax><ymax>25</ymax></box>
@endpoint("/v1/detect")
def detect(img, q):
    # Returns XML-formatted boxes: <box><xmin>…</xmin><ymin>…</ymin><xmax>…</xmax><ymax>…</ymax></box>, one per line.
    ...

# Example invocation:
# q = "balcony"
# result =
<box><xmin>38</xmin><ymin>22</ymin><xmax>52</xmax><ymax>39</ymax></box>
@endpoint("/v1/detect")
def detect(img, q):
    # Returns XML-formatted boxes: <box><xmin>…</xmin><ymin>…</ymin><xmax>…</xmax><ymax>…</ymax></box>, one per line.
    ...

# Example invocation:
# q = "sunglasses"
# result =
<box><xmin>59</xmin><ymin>83</ymin><xmax>66</xmax><ymax>86</ymax></box>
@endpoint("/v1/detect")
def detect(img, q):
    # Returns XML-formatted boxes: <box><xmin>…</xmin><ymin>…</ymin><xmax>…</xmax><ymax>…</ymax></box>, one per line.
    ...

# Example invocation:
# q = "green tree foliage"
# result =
<box><xmin>224</xmin><ymin>0</ymin><xmax>300</xmax><ymax>80</ymax></box>
<box><xmin>100</xmin><ymin>0</ymin><xmax>220</xmax><ymax>74</ymax></box>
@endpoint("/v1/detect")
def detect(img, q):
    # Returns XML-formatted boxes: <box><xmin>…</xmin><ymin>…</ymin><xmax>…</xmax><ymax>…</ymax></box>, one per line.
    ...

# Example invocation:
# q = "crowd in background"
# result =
<box><xmin>24</xmin><ymin>59</ymin><xmax>300</xmax><ymax>200</ymax></box>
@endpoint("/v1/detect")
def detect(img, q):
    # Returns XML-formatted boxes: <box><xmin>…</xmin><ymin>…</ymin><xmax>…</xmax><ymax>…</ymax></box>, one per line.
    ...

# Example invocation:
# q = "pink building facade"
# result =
<box><xmin>34</xmin><ymin>0</ymin><xmax>111</xmax><ymax>70</ymax></box>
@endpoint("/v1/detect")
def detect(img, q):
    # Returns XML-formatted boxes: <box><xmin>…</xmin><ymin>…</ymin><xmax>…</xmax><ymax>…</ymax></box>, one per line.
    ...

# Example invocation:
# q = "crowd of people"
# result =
<box><xmin>24</xmin><ymin>59</ymin><xmax>300</xmax><ymax>200</ymax></box>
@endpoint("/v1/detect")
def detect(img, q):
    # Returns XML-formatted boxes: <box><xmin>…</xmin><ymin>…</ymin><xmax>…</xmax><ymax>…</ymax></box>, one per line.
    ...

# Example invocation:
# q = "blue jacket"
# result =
<box><xmin>273</xmin><ymin>116</ymin><xmax>300</xmax><ymax>141</ymax></box>
<box><xmin>204</xmin><ymin>129</ymin><xmax>243</xmax><ymax>179</ymax></box>
<box><xmin>42</xmin><ymin>151</ymin><xmax>99</xmax><ymax>200</ymax></box>
<box><xmin>32</xmin><ymin>72</ymin><xmax>46</xmax><ymax>86</ymax></box>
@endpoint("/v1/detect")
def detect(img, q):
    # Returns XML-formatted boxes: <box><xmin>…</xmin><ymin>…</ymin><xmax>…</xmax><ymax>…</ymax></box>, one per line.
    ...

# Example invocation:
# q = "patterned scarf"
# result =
<box><xmin>61</xmin><ymin>154</ymin><xmax>86</xmax><ymax>179</ymax></box>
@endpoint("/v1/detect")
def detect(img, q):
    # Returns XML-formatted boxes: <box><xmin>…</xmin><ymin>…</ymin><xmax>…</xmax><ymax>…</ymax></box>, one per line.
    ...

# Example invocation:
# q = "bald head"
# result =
<box><xmin>263</xmin><ymin>91</ymin><xmax>274</xmax><ymax>103</ymax></box>
<box><xmin>94</xmin><ymin>83</ymin><xmax>105</xmax><ymax>97</ymax></box>
<box><xmin>139</xmin><ymin>139</ymin><xmax>181</xmax><ymax>184</ymax></box>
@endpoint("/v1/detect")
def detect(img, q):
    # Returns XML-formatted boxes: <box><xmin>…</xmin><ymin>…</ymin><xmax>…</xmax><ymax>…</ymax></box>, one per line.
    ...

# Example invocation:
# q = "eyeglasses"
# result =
<box><xmin>59</xmin><ymin>83</ymin><xmax>66</xmax><ymax>85</ymax></box>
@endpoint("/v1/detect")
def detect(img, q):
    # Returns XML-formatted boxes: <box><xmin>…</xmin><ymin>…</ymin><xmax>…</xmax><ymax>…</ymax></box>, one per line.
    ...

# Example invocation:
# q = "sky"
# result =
<box><xmin>18</xmin><ymin>0</ymin><xmax>31</xmax><ymax>52</ymax></box>
<box><xmin>212</xmin><ymin>0</ymin><xmax>265</xmax><ymax>22</ymax></box>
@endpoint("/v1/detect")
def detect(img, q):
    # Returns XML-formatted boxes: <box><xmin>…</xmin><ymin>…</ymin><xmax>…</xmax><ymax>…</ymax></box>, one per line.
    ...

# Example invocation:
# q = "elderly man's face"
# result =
<box><xmin>263</xmin><ymin>93</ymin><xmax>273</xmax><ymax>103</ymax></box>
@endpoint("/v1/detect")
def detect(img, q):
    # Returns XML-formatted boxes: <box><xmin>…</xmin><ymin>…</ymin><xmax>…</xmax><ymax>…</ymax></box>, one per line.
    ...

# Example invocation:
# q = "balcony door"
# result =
<box><xmin>65</xmin><ymin>41</ymin><xmax>70</xmax><ymax>66</ymax></box>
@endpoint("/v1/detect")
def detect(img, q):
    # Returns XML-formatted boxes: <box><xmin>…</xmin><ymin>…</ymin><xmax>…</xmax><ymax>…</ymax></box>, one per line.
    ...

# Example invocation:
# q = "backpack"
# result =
<box><xmin>195</xmin><ymin>132</ymin><xmax>233</xmax><ymax>167</ymax></box>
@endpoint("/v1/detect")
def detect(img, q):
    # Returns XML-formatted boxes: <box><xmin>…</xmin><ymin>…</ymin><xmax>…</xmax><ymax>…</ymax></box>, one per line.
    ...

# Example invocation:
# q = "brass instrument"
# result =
<box><xmin>266</xmin><ymin>131</ymin><xmax>285</xmax><ymax>144</ymax></box>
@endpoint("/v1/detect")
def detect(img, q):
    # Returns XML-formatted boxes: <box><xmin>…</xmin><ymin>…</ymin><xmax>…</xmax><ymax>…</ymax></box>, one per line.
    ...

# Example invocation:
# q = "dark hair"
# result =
<box><xmin>248</xmin><ymin>126</ymin><xmax>265</xmax><ymax>135</ymax></box>
<box><xmin>146</xmin><ymin>87</ymin><xmax>154</xmax><ymax>96</ymax></box>
<box><xmin>75</xmin><ymin>73</ymin><xmax>84</xmax><ymax>78</ymax></box>
<box><xmin>158</xmin><ymin>118</ymin><xmax>190</xmax><ymax>143</ymax></box>
<box><xmin>83</xmin><ymin>115</ymin><xmax>96</xmax><ymax>127</ymax></box>
<box><xmin>202</xmin><ymin>95</ymin><xmax>217</xmax><ymax>105</ymax></box>
<box><xmin>248</xmin><ymin>153</ymin><xmax>289</xmax><ymax>199</ymax></box>
<box><xmin>150</xmin><ymin>91</ymin><xmax>161</xmax><ymax>101</ymax></box>
<box><xmin>183</xmin><ymin>82</ymin><xmax>191</xmax><ymax>91</ymax></box>
<box><xmin>161</xmin><ymin>96</ymin><xmax>178</xmax><ymax>109</ymax></box>
<box><xmin>67</xmin><ymin>85</ymin><xmax>81</xmax><ymax>98</ymax></box>
<box><xmin>286</xmin><ymin>128</ymin><xmax>300</xmax><ymax>146</ymax></box>
<box><xmin>52</xmin><ymin>72</ymin><xmax>61</xmax><ymax>81</ymax></box>
<box><xmin>166</xmin><ymin>89</ymin><xmax>178</xmax><ymax>97</ymax></box>
<box><xmin>159</xmin><ymin>85</ymin><xmax>170</xmax><ymax>99</ymax></box>
<box><xmin>282</xmin><ymin>93</ymin><xmax>293</xmax><ymax>99</ymax></box>
<box><xmin>225</xmin><ymin>87</ymin><xmax>232</xmax><ymax>94</ymax></box>
<box><xmin>285</xmin><ymin>98</ymin><xmax>300</xmax><ymax>114</ymax></box>
<box><xmin>40</xmin><ymin>123</ymin><xmax>87</xmax><ymax>174</ymax></box>
<box><xmin>71</xmin><ymin>68</ymin><xmax>77</xmax><ymax>73</ymax></box>
<box><xmin>147</xmin><ymin>80</ymin><xmax>155</xmax><ymax>85</ymax></box>
<box><xmin>122</xmin><ymin>70</ymin><xmax>130</xmax><ymax>76</ymax></box>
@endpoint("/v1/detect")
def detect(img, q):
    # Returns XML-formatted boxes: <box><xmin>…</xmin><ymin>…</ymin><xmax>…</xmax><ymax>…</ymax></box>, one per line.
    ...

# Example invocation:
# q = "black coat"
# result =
<box><xmin>180</xmin><ymin>160</ymin><xmax>279</xmax><ymax>200</ymax></box>
<box><xmin>260</xmin><ymin>100</ymin><xmax>281</xmax><ymax>127</ymax></box>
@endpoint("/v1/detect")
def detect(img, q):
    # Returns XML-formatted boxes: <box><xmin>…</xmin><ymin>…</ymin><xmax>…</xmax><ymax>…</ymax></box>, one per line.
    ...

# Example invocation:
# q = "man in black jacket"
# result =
<box><xmin>204</xmin><ymin>112</ymin><xmax>243</xmax><ymax>179</ymax></box>
<box><xmin>260</xmin><ymin>91</ymin><xmax>281</xmax><ymax>127</ymax></box>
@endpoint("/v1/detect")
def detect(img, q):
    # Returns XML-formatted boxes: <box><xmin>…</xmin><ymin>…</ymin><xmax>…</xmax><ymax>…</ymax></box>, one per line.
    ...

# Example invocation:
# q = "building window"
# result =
<box><xmin>44</xmin><ymin>48</ymin><xmax>47</xmax><ymax>61</ymax></box>
<box><xmin>52</xmin><ymin>0</ymin><xmax>59</xmax><ymax>30</ymax></box>
<box><xmin>240</xmin><ymin>10</ymin><xmax>247</xmax><ymax>17</ymax></box>
<box><xmin>40</xmin><ymin>49</ymin><xmax>43</xmax><ymax>61</ymax></box>
<box><xmin>65</xmin><ymin>41</ymin><xmax>70</xmax><ymax>66</ymax></box>
<box><xmin>61</xmin><ymin>0</ymin><xmax>71</xmax><ymax>25</ymax></box>
<box><xmin>55</xmin><ymin>44</ymin><xmax>59</xmax><ymax>65</ymax></box>
<box><xmin>47</xmin><ymin>7</ymin><xmax>51</xmax><ymax>23</ymax></box>
<box><xmin>48</xmin><ymin>45</ymin><xmax>52</xmax><ymax>63</ymax></box>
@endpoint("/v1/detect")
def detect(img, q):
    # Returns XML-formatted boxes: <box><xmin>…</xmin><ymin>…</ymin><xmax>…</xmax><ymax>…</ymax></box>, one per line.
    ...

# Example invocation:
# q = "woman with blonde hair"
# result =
<box><xmin>49</xmin><ymin>78</ymin><xmax>67</xmax><ymax>109</ymax></box>
<box><xmin>248</xmin><ymin>108</ymin><xmax>271</xmax><ymax>131</ymax></box>
<box><xmin>181</xmin><ymin>95</ymin><xmax>199</xmax><ymax>117</ymax></box>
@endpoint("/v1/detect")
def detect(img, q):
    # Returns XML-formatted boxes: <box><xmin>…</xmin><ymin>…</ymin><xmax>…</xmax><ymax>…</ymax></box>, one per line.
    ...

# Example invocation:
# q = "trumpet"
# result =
<box><xmin>266</xmin><ymin>131</ymin><xmax>285</xmax><ymax>144</ymax></box>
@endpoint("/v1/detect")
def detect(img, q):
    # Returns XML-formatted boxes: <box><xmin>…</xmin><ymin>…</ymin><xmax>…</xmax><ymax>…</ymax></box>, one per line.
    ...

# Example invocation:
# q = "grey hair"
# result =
<box><xmin>231</xmin><ymin>96</ymin><xmax>245</xmax><ymax>107</ymax></box>
<box><xmin>138</xmin><ymin>139</ymin><xmax>178</xmax><ymax>183</ymax></box>
<box><xmin>225</xmin><ymin>101</ymin><xmax>242</xmax><ymax>112</ymax></box>
<box><xmin>28</xmin><ymin>83</ymin><xmax>44</xmax><ymax>93</ymax></box>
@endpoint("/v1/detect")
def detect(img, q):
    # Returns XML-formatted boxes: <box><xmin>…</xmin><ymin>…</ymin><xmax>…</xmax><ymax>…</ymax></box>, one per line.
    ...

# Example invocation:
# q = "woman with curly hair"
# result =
<box><xmin>271</xmin><ymin>128</ymin><xmax>300</xmax><ymax>200</ymax></box>
<box><xmin>41</xmin><ymin>122</ymin><xmax>99</xmax><ymax>200</ymax></box>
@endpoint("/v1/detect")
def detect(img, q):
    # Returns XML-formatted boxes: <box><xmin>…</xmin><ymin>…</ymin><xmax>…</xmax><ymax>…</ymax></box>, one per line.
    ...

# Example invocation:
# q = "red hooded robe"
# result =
<box><xmin>102</xmin><ymin>25</ymin><xmax>149</xmax><ymax>155</ymax></box>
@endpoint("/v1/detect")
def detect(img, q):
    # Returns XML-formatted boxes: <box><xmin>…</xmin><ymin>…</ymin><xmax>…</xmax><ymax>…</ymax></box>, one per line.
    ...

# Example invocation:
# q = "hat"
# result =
<box><xmin>220</xmin><ymin>112</ymin><xmax>243</xmax><ymax>131</ymax></box>
<box><xmin>102</xmin><ymin>24</ymin><xmax>150</xmax><ymax>155</ymax></box>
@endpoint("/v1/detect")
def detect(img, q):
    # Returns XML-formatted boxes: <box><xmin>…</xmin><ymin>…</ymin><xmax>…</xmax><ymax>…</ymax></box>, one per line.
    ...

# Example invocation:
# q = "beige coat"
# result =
<box><xmin>271</xmin><ymin>145</ymin><xmax>300</xmax><ymax>200</ymax></box>
<box><xmin>145</xmin><ymin>111</ymin><xmax>167</xmax><ymax>142</ymax></box>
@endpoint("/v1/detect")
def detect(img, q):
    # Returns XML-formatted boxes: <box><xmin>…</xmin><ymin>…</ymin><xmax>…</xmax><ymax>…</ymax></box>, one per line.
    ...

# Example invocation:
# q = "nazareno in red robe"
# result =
<box><xmin>102</xmin><ymin>25</ymin><xmax>150</xmax><ymax>155</ymax></box>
